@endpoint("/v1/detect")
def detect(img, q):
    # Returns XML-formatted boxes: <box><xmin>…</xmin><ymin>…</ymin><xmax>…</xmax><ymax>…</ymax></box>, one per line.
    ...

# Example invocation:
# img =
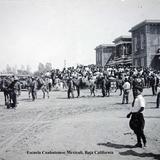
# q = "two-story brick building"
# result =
<box><xmin>107</xmin><ymin>35</ymin><xmax>132</xmax><ymax>66</ymax></box>
<box><xmin>129</xmin><ymin>20</ymin><xmax>160</xmax><ymax>70</ymax></box>
<box><xmin>95</xmin><ymin>44</ymin><xmax>115</xmax><ymax>66</ymax></box>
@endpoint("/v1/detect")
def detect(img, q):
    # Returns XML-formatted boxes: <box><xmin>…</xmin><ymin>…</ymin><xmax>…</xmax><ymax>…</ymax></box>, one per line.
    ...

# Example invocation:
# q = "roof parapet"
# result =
<box><xmin>129</xmin><ymin>19</ymin><xmax>160</xmax><ymax>32</ymax></box>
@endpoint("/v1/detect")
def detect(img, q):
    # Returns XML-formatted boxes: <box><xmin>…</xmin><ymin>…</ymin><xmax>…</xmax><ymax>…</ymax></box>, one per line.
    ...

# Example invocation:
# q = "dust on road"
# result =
<box><xmin>0</xmin><ymin>89</ymin><xmax>160</xmax><ymax>160</ymax></box>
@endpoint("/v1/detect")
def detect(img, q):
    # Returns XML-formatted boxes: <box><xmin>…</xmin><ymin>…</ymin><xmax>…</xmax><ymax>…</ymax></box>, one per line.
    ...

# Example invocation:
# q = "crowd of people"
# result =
<box><xmin>0</xmin><ymin>65</ymin><xmax>160</xmax><ymax>108</ymax></box>
<box><xmin>49</xmin><ymin>65</ymin><xmax>160</xmax><ymax>105</ymax></box>
<box><xmin>0</xmin><ymin>64</ymin><xmax>160</xmax><ymax>148</ymax></box>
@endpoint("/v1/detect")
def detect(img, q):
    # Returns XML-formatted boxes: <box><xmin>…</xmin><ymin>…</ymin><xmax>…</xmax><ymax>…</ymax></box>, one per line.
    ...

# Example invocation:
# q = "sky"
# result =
<box><xmin>0</xmin><ymin>0</ymin><xmax>160</xmax><ymax>72</ymax></box>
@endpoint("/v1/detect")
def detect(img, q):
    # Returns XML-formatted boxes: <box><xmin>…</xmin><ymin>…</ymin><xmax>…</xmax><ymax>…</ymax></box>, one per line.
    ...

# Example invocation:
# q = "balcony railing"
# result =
<box><xmin>114</xmin><ymin>55</ymin><xmax>132</xmax><ymax>61</ymax></box>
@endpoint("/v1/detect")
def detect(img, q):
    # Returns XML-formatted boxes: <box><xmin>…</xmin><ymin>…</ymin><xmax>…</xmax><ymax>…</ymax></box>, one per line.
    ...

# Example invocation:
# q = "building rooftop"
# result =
<box><xmin>95</xmin><ymin>44</ymin><xmax>115</xmax><ymax>50</ymax></box>
<box><xmin>113</xmin><ymin>35</ymin><xmax>131</xmax><ymax>44</ymax></box>
<box><xmin>129</xmin><ymin>19</ymin><xmax>160</xmax><ymax>32</ymax></box>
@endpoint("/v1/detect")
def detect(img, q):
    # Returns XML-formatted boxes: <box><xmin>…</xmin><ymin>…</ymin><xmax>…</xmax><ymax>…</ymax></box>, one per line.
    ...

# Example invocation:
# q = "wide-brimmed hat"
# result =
<box><xmin>136</xmin><ymin>86</ymin><xmax>143</xmax><ymax>93</ymax></box>
<box><xmin>14</xmin><ymin>77</ymin><xmax>18</xmax><ymax>81</ymax></box>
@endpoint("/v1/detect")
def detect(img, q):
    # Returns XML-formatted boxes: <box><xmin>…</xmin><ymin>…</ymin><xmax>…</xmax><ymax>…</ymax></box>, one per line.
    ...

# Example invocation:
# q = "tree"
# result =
<box><xmin>38</xmin><ymin>62</ymin><xmax>45</xmax><ymax>73</ymax></box>
<box><xmin>6</xmin><ymin>64</ymin><xmax>12</xmax><ymax>73</ymax></box>
<box><xmin>26</xmin><ymin>65</ymin><xmax>31</xmax><ymax>74</ymax></box>
<box><xmin>45</xmin><ymin>62</ymin><xmax>52</xmax><ymax>71</ymax></box>
<box><xmin>11</xmin><ymin>66</ymin><xmax>17</xmax><ymax>74</ymax></box>
<box><xmin>20</xmin><ymin>65</ymin><xmax>25</xmax><ymax>71</ymax></box>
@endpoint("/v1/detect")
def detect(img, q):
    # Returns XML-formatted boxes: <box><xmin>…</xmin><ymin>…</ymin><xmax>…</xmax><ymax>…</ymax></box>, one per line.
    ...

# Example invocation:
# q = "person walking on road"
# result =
<box><xmin>105</xmin><ymin>77</ymin><xmax>111</xmax><ymax>97</ymax></box>
<box><xmin>156</xmin><ymin>84</ymin><xmax>160</xmax><ymax>108</ymax></box>
<box><xmin>31</xmin><ymin>77</ymin><xmax>37</xmax><ymax>101</ymax></box>
<box><xmin>127</xmin><ymin>87</ymin><xmax>146</xmax><ymax>148</ymax></box>
<box><xmin>67</xmin><ymin>77</ymin><xmax>74</xmax><ymax>99</ymax></box>
<box><xmin>122</xmin><ymin>78</ymin><xmax>130</xmax><ymax>104</ymax></box>
<box><xmin>7</xmin><ymin>77</ymin><xmax>19</xmax><ymax>108</ymax></box>
<box><xmin>116</xmin><ymin>77</ymin><xmax>123</xmax><ymax>96</ymax></box>
<box><xmin>150</xmin><ymin>74</ymin><xmax>157</xmax><ymax>96</ymax></box>
<box><xmin>101</xmin><ymin>76</ymin><xmax>106</xmax><ymax>97</ymax></box>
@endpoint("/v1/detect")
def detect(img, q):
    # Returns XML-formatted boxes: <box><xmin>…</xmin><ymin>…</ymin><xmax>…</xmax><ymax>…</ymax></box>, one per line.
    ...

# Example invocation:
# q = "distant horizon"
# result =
<box><xmin>0</xmin><ymin>0</ymin><xmax>160</xmax><ymax>72</ymax></box>
<box><xmin>0</xmin><ymin>62</ymin><xmax>98</xmax><ymax>74</ymax></box>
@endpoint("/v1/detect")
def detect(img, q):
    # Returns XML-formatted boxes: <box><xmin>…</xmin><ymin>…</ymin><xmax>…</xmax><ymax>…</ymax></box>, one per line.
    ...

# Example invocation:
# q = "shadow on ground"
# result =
<box><xmin>56</xmin><ymin>95</ymin><xmax>113</xmax><ymax>99</ymax></box>
<box><xmin>113</xmin><ymin>102</ymin><xmax>131</xmax><ymax>105</ymax></box>
<box><xmin>19</xmin><ymin>98</ymin><xmax>33</xmax><ymax>102</ymax></box>
<box><xmin>119</xmin><ymin>150</ymin><xmax>160</xmax><ymax>160</ymax></box>
<box><xmin>19</xmin><ymin>98</ymin><xmax>44</xmax><ymax>102</ymax></box>
<box><xmin>148</xmin><ymin>101</ymin><xmax>156</xmax><ymax>104</ymax></box>
<box><xmin>97</xmin><ymin>142</ymin><xmax>134</xmax><ymax>149</ymax></box>
<box><xmin>143</xmin><ymin>95</ymin><xmax>155</xmax><ymax>97</ymax></box>
<box><xmin>144</xmin><ymin>116</ymin><xmax>160</xmax><ymax>119</ymax></box>
<box><xmin>146</xmin><ymin>107</ymin><xmax>158</xmax><ymax>110</ymax></box>
<box><xmin>56</xmin><ymin>97</ymin><xmax>73</xmax><ymax>99</ymax></box>
<box><xmin>98</xmin><ymin>142</ymin><xmax>160</xmax><ymax>160</ymax></box>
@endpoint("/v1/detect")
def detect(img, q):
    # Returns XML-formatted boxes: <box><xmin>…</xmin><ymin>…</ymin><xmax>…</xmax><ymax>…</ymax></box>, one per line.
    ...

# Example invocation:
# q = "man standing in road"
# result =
<box><xmin>105</xmin><ymin>76</ymin><xmax>111</xmax><ymax>97</ymax></box>
<box><xmin>150</xmin><ymin>74</ymin><xmax>157</xmax><ymax>96</ymax></box>
<box><xmin>8</xmin><ymin>77</ymin><xmax>19</xmax><ymax>108</ymax></box>
<box><xmin>31</xmin><ymin>77</ymin><xmax>37</xmax><ymax>101</ymax></box>
<box><xmin>101</xmin><ymin>76</ymin><xmax>106</xmax><ymax>97</ymax></box>
<box><xmin>67</xmin><ymin>77</ymin><xmax>74</xmax><ymax>99</ymax></box>
<box><xmin>156</xmin><ymin>84</ymin><xmax>160</xmax><ymax>108</ymax></box>
<box><xmin>122</xmin><ymin>78</ymin><xmax>130</xmax><ymax>104</ymax></box>
<box><xmin>127</xmin><ymin>87</ymin><xmax>146</xmax><ymax>148</ymax></box>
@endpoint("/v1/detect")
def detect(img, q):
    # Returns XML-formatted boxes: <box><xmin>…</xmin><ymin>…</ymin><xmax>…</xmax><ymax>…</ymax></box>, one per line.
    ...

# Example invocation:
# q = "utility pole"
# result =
<box><xmin>64</xmin><ymin>59</ymin><xmax>66</xmax><ymax>68</ymax></box>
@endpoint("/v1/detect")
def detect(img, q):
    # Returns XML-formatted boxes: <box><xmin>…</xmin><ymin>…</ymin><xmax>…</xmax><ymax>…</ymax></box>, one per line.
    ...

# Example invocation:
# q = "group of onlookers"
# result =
<box><xmin>0</xmin><ymin>64</ymin><xmax>160</xmax><ymax>108</ymax></box>
<box><xmin>0</xmin><ymin>75</ymin><xmax>51</xmax><ymax>108</ymax></box>
<box><xmin>47</xmin><ymin>65</ymin><xmax>160</xmax><ymax>109</ymax></box>
<box><xmin>0</xmin><ymin>76</ymin><xmax>21</xmax><ymax>108</ymax></box>
<box><xmin>0</xmin><ymin>64</ymin><xmax>160</xmax><ymax>148</ymax></box>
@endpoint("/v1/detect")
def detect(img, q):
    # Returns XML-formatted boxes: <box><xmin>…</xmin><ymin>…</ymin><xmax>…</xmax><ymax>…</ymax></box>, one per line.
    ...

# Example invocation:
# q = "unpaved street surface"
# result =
<box><xmin>0</xmin><ymin>89</ymin><xmax>160</xmax><ymax>160</ymax></box>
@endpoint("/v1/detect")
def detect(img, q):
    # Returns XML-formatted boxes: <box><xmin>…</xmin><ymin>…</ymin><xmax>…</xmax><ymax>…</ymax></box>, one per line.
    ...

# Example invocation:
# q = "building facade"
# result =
<box><xmin>95</xmin><ymin>44</ymin><xmax>115</xmax><ymax>66</ymax></box>
<box><xmin>107</xmin><ymin>36</ymin><xmax>132</xmax><ymax>66</ymax></box>
<box><xmin>129</xmin><ymin>20</ymin><xmax>160</xmax><ymax>70</ymax></box>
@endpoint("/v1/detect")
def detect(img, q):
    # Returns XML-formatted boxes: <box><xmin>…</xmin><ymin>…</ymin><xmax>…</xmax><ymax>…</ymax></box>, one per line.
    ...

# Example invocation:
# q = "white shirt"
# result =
<box><xmin>49</xmin><ymin>78</ymin><xmax>52</xmax><ymax>83</ymax></box>
<box><xmin>157</xmin><ymin>86</ymin><xmax>160</xmax><ymax>93</ymax></box>
<box><xmin>131</xmin><ymin>94</ymin><xmax>145</xmax><ymax>113</ymax></box>
<box><xmin>123</xmin><ymin>82</ymin><xmax>130</xmax><ymax>90</ymax></box>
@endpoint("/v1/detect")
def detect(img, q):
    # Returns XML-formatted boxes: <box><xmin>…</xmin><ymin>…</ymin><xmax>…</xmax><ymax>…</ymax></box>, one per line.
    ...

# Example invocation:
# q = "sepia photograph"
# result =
<box><xmin>0</xmin><ymin>0</ymin><xmax>160</xmax><ymax>159</ymax></box>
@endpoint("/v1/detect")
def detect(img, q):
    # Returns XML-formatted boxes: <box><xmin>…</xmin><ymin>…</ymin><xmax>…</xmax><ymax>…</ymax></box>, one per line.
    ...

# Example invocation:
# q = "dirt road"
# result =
<box><xmin>0</xmin><ymin>89</ymin><xmax>160</xmax><ymax>160</ymax></box>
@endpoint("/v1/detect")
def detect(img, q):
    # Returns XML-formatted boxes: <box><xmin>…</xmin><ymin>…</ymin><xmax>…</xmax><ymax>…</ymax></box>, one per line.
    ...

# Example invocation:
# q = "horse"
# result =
<box><xmin>72</xmin><ymin>76</ymin><xmax>98</xmax><ymax>97</ymax></box>
<box><xmin>1</xmin><ymin>78</ymin><xmax>12</xmax><ymax>106</ymax></box>
<box><xmin>88</xmin><ymin>78</ymin><xmax>97</xmax><ymax>96</ymax></box>
<box><xmin>37</xmin><ymin>78</ymin><xmax>49</xmax><ymax>99</ymax></box>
